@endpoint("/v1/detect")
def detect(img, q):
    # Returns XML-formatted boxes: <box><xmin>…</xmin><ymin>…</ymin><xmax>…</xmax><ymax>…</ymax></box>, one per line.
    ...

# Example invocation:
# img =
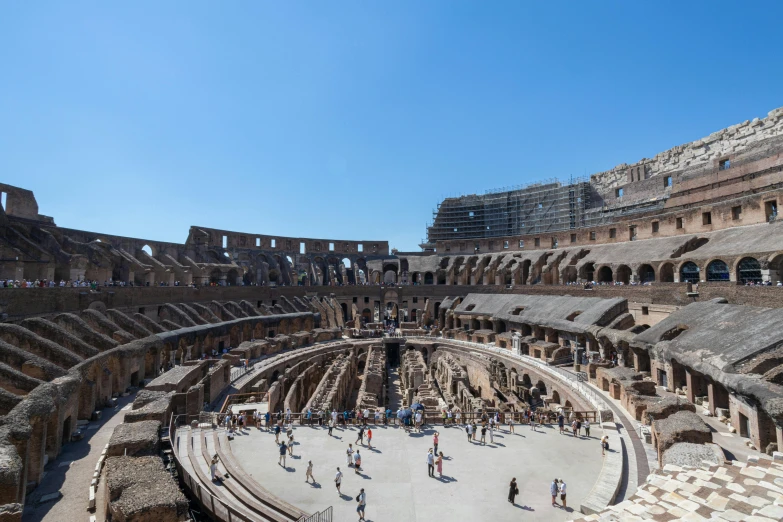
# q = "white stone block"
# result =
<box><xmin>748</xmin><ymin>455</ymin><xmax>760</xmax><ymax>463</ymax></box>
<box><xmin>88</xmin><ymin>486</ymin><xmax>96</xmax><ymax>509</ymax></box>
<box><xmin>773</xmin><ymin>451</ymin><xmax>783</xmax><ymax>462</ymax></box>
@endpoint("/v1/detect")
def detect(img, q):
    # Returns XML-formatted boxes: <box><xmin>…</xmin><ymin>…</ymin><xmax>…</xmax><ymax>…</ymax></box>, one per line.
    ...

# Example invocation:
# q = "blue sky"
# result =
<box><xmin>2</xmin><ymin>2</ymin><xmax>782</xmax><ymax>252</ymax></box>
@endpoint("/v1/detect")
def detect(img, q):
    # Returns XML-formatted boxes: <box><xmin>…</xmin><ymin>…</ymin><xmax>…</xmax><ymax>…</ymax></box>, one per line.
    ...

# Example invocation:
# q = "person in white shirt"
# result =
<box><xmin>334</xmin><ymin>467</ymin><xmax>343</xmax><ymax>495</ymax></box>
<box><xmin>356</xmin><ymin>488</ymin><xmax>366</xmax><ymax>521</ymax></box>
<box><xmin>559</xmin><ymin>480</ymin><xmax>567</xmax><ymax>508</ymax></box>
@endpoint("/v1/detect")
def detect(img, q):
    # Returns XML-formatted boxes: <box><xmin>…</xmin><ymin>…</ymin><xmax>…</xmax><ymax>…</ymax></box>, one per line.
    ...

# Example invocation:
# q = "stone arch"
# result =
<box><xmin>615</xmin><ymin>265</ymin><xmax>632</xmax><ymax>284</ymax></box>
<box><xmin>679</xmin><ymin>261</ymin><xmax>700</xmax><ymax>283</ymax></box>
<box><xmin>551</xmin><ymin>389</ymin><xmax>561</xmax><ymax>404</ymax></box>
<box><xmin>535</xmin><ymin>380</ymin><xmax>547</xmax><ymax>396</ymax></box>
<box><xmin>522</xmin><ymin>373</ymin><xmax>532</xmax><ymax>387</ymax></box>
<box><xmin>736</xmin><ymin>257</ymin><xmax>762</xmax><ymax>284</ymax></box>
<box><xmin>706</xmin><ymin>259</ymin><xmax>730</xmax><ymax>281</ymax></box>
<box><xmin>579</xmin><ymin>262</ymin><xmax>595</xmax><ymax>282</ymax></box>
<box><xmin>638</xmin><ymin>264</ymin><xmax>655</xmax><ymax>283</ymax></box>
<box><xmin>596</xmin><ymin>265</ymin><xmax>613</xmax><ymax>283</ymax></box>
<box><xmin>424</xmin><ymin>272</ymin><xmax>434</xmax><ymax>285</ymax></box>
<box><xmin>141</xmin><ymin>244</ymin><xmax>153</xmax><ymax>257</ymax></box>
<box><xmin>659</xmin><ymin>262</ymin><xmax>674</xmax><ymax>282</ymax></box>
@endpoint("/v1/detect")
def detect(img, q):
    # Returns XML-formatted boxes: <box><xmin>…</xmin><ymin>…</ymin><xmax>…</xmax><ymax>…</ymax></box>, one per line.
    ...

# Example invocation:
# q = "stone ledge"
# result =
<box><xmin>580</xmin><ymin>423</ymin><xmax>625</xmax><ymax>515</ymax></box>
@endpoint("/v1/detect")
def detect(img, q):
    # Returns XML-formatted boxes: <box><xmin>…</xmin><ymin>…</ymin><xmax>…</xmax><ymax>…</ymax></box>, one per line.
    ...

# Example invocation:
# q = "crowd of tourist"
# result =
<box><xmin>211</xmin><ymin>403</ymin><xmax>604</xmax><ymax>519</ymax></box>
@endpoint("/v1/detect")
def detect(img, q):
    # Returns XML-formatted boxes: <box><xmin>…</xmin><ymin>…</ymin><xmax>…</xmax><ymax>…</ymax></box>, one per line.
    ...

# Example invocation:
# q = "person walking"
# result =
<box><xmin>356</xmin><ymin>425</ymin><xmax>365</xmax><ymax>445</ymax></box>
<box><xmin>601</xmin><ymin>434</ymin><xmax>609</xmax><ymax>456</ymax></box>
<box><xmin>571</xmin><ymin>419</ymin><xmax>578</xmax><ymax>437</ymax></box>
<box><xmin>433</xmin><ymin>431</ymin><xmax>439</xmax><ymax>455</ymax></box>
<box><xmin>347</xmin><ymin>444</ymin><xmax>354</xmax><ymax>467</ymax></box>
<box><xmin>559</xmin><ymin>479</ymin><xmax>567</xmax><ymax>509</ymax></box>
<box><xmin>550</xmin><ymin>478</ymin><xmax>559</xmax><ymax>507</ymax></box>
<box><xmin>305</xmin><ymin>460</ymin><xmax>315</xmax><ymax>483</ymax></box>
<box><xmin>466</xmin><ymin>423</ymin><xmax>473</xmax><ymax>442</ymax></box>
<box><xmin>584</xmin><ymin>419</ymin><xmax>591</xmax><ymax>438</ymax></box>
<box><xmin>335</xmin><ymin>467</ymin><xmax>343</xmax><ymax>496</ymax></box>
<box><xmin>480</xmin><ymin>425</ymin><xmax>487</xmax><ymax>445</ymax></box>
<box><xmin>558</xmin><ymin>414</ymin><xmax>565</xmax><ymax>434</ymax></box>
<box><xmin>287</xmin><ymin>434</ymin><xmax>295</xmax><ymax>456</ymax></box>
<box><xmin>530</xmin><ymin>411</ymin><xmax>537</xmax><ymax>432</ymax></box>
<box><xmin>489</xmin><ymin>424</ymin><xmax>494</xmax><ymax>444</ymax></box>
<box><xmin>472</xmin><ymin>422</ymin><xmax>478</xmax><ymax>441</ymax></box>
<box><xmin>278</xmin><ymin>441</ymin><xmax>287</xmax><ymax>467</ymax></box>
<box><xmin>508</xmin><ymin>477</ymin><xmax>519</xmax><ymax>504</ymax></box>
<box><xmin>353</xmin><ymin>450</ymin><xmax>362</xmax><ymax>474</ymax></box>
<box><xmin>436</xmin><ymin>451</ymin><xmax>443</xmax><ymax>478</ymax></box>
<box><xmin>427</xmin><ymin>449</ymin><xmax>435</xmax><ymax>477</ymax></box>
<box><xmin>508</xmin><ymin>414</ymin><xmax>515</xmax><ymax>434</ymax></box>
<box><xmin>356</xmin><ymin>488</ymin><xmax>366</xmax><ymax>521</ymax></box>
<box><xmin>328</xmin><ymin>419</ymin><xmax>334</xmax><ymax>437</ymax></box>
<box><xmin>366</xmin><ymin>428</ymin><xmax>373</xmax><ymax>449</ymax></box>
<box><xmin>210</xmin><ymin>455</ymin><xmax>220</xmax><ymax>481</ymax></box>
<box><xmin>576</xmin><ymin>418</ymin><xmax>582</xmax><ymax>437</ymax></box>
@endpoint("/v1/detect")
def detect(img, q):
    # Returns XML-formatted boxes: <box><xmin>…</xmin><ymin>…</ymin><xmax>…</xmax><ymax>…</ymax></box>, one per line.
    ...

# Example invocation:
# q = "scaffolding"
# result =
<box><xmin>426</xmin><ymin>177</ymin><xmax>600</xmax><ymax>243</ymax></box>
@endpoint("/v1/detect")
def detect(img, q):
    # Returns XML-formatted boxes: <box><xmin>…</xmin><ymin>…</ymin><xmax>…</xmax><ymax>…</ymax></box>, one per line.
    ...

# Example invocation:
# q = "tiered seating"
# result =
<box><xmin>174</xmin><ymin>427</ymin><xmax>305</xmax><ymax>522</ymax></box>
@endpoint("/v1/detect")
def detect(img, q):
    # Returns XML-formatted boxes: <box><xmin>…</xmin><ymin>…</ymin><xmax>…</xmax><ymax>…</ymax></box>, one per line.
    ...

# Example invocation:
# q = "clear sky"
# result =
<box><xmin>2</xmin><ymin>2</ymin><xmax>782</xmax><ymax>252</ymax></box>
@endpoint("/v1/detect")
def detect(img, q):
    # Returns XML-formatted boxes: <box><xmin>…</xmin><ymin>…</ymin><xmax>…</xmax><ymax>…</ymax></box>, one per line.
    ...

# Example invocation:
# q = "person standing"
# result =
<box><xmin>433</xmin><ymin>431</ymin><xmax>439</xmax><ymax>455</ymax></box>
<box><xmin>274</xmin><ymin>423</ymin><xmax>281</xmax><ymax>443</ymax></box>
<box><xmin>210</xmin><ymin>455</ymin><xmax>219</xmax><ymax>481</ymax></box>
<box><xmin>356</xmin><ymin>488</ymin><xmax>366</xmax><ymax>521</ymax></box>
<box><xmin>354</xmin><ymin>449</ymin><xmax>362</xmax><ymax>473</ymax></box>
<box><xmin>558</xmin><ymin>414</ymin><xmax>565</xmax><ymax>434</ymax></box>
<box><xmin>335</xmin><ymin>467</ymin><xmax>343</xmax><ymax>496</ymax></box>
<box><xmin>466</xmin><ymin>423</ymin><xmax>473</xmax><ymax>442</ymax></box>
<box><xmin>508</xmin><ymin>414</ymin><xmax>515</xmax><ymax>434</ymax></box>
<box><xmin>328</xmin><ymin>419</ymin><xmax>334</xmax><ymax>437</ymax></box>
<box><xmin>347</xmin><ymin>444</ymin><xmax>354</xmax><ymax>467</ymax></box>
<box><xmin>264</xmin><ymin>411</ymin><xmax>270</xmax><ymax>430</ymax></box>
<box><xmin>436</xmin><ymin>451</ymin><xmax>443</xmax><ymax>478</ymax></box>
<box><xmin>278</xmin><ymin>441</ymin><xmax>287</xmax><ymax>467</ymax></box>
<box><xmin>489</xmin><ymin>424</ymin><xmax>494</xmax><ymax>444</ymax></box>
<box><xmin>571</xmin><ymin>419</ymin><xmax>578</xmax><ymax>437</ymax></box>
<box><xmin>576</xmin><ymin>418</ymin><xmax>582</xmax><ymax>437</ymax></box>
<box><xmin>305</xmin><ymin>460</ymin><xmax>315</xmax><ymax>483</ymax></box>
<box><xmin>472</xmin><ymin>422</ymin><xmax>478</xmax><ymax>441</ymax></box>
<box><xmin>550</xmin><ymin>478</ymin><xmax>559</xmax><ymax>507</ymax></box>
<box><xmin>508</xmin><ymin>477</ymin><xmax>519</xmax><ymax>504</ymax></box>
<box><xmin>584</xmin><ymin>419</ymin><xmax>591</xmax><ymax>438</ymax></box>
<box><xmin>480</xmin><ymin>425</ymin><xmax>487</xmax><ymax>445</ymax></box>
<box><xmin>366</xmin><ymin>428</ymin><xmax>373</xmax><ymax>449</ymax></box>
<box><xmin>601</xmin><ymin>434</ymin><xmax>609</xmax><ymax>456</ymax></box>
<box><xmin>287</xmin><ymin>434</ymin><xmax>295</xmax><ymax>456</ymax></box>
<box><xmin>559</xmin><ymin>479</ymin><xmax>567</xmax><ymax>509</ymax></box>
<box><xmin>427</xmin><ymin>449</ymin><xmax>435</xmax><ymax>477</ymax></box>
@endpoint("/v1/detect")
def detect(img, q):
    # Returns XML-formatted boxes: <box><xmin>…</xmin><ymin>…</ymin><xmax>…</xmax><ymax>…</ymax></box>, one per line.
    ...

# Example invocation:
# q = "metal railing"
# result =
<box><xmin>297</xmin><ymin>506</ymin><xmax>333</xmax><ymax>522</ymax></box>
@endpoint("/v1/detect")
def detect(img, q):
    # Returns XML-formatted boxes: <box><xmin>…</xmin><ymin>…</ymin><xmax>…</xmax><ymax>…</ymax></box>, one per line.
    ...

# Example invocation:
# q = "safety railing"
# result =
<box><xmin>297</xmin><ymin>506</ymin><xmax>333</xmax><ymax>522</ymax></box>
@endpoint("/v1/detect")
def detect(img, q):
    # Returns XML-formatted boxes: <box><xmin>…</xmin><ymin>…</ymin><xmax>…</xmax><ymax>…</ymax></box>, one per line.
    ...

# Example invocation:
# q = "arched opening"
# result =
<box><xmin>680</xmin><ymin>262</ymin><xmax>700</xmax><ymax>283</ymax></box>
<box><xmin>424</xmin><ymin>272</ymin><xmax>434</xmax><ymax>285</ymax></box>
<box><xmin>661</xmin><ymin>324</ymin><xmax>688</xmax><ymax>341</ymax></box>
<box><xmin>706</xmin><ymin>259</ymin><xmax>730</xmax><ymax>281</ymax></box>
<box><xmin>437</xmin><ymin>271</ymin><xmax>446</xmax><ymax>285</ymax></box>
<box><xmin>342</xmin><ymin>257</ymin><xmax>351</xmax><ymax>269</ymax></box>
<box><xmin>597</xmin><ymin>266</ymin><xmax>613</xmax><ymax>283</ymax></box>
<box><xmin>383</xmin><ymin>270</ymin><xmax>397</xmax><ymax>284</ymax></box>
<box><xmin>737</xmin><ymin>257</ymin><xmax>762</xmax><ymax>284</ymax></box>
<box><xmin>209</xmin><ymin>268</ymin><xmax>223</xmax><ymax>285</ymax></box>
<box><xmin>535</xmin><ymin>380</ymin><xmax>547</xmax><ymax>396</ymax></box>
<box><xmin>361</xmin><ymin>308</ymin><xmax>372</xmax><ymax>325</ymax></box>
<box><xmin>141</xmin><ymin>245</ymin><xmax>153</xmax><ymax>257</ymax></box>
<box><xmin>551</xmin><ymin>390</ymin><xmax>561</xmax><ymax>404</ymax></box>
<box><xmin>340</xmin><ymin>303</ymin><xmax>348</xmax><ymax>322</ymax></box>
<box><xmin>616</xmin><ymin>265</ymin><xmax>631</xmax><ymax>284</ymax></box>
<box><xmin>520</xmin><ymin>260</ymin><xmax>531</xmax><ymax>285</ymax></box>
<box><xmin>581</xmin><ymin>262</ymin><xmax>595</xmax><ymax>282</ymax></box>
<box><xmin>638</xmin><ymin>264</ymin><xmax>655</xmax><ymax>284</ymax></box>
<box><xmin>226</xmin><ymin>268</ymin><xmax>239</xmax><ymax>286</ymax></box>
<box><xmin>659</xmin><ymin>262</ymin><xmax>674</xmax><ymax>282</ymax></box>
<box><xmin>268</xmin><ymin>269</ymin><xmax>280</xmax><ymax>284</ymax></box>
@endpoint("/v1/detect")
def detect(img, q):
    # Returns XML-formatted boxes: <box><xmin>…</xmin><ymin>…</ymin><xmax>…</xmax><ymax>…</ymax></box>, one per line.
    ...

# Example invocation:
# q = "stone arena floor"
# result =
<box><xmin>230</xmin><ymin>421</ymin><xmax>606</xmax><ymax>522</ymax></box>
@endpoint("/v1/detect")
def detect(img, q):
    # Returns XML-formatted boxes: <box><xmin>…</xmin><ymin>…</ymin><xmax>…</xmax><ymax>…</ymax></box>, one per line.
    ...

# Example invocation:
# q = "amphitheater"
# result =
<box><xmin>2</xmin><ymin>107</ymin><xmax>783</xmax><ymax>522</ymax></box>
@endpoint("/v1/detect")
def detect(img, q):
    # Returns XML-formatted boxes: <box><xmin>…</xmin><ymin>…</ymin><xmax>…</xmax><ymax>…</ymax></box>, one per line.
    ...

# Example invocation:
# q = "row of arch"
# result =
<box><xmin>571</xmin><ymin>257</ymin><xmax>764</xmax><ymax>284</ymax></box>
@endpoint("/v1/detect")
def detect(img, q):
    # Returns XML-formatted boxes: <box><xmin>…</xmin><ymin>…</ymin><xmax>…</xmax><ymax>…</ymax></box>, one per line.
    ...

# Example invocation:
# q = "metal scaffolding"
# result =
<box><xmin>425</xmin><ymin>177</ymin><xmax>601</xmax><ymax>243</ymax></box>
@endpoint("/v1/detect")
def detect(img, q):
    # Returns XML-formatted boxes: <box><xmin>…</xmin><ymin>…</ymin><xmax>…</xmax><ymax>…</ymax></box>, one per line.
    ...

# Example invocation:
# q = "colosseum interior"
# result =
<box><xmin>3</xmin><ymin>107</ymin><xmax>783</xmax><ymax>521</ymax></box>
